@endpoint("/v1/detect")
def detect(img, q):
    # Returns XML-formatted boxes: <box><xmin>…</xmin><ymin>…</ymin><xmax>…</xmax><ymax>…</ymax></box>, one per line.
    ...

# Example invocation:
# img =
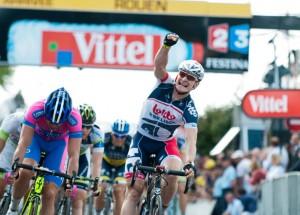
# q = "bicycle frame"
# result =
<box><xmin>20</xmin><ymin>175</ymin><xmax>44</xmax><ymax>215</ymax></box>
<box><xmin>56</xmin><ymin>175</ymin><xmax>99</xmax><ymax>215</ymax></box>
<box><xmin>101</xmin><ymin>168</ymin><xmax>117</xmax><ymax>215</ymax></box>
<box><xmin>0</xmin><ymin>169</ymin><xmax>12</xmax><ymax>214</ymax></box>
<box><xmin>12</xmin><ymin>158</ymin><xmax>74</xmax><ymax>215</ymax></box>
<box><xmin>131</xmin><ymin>158</ymin><xmax>189</xmax><ymax>215</ymax></box>
<box><xmin>140</xmin><ymin>168</ymin><xmax>165</xmax><ymax>215</ymax></box>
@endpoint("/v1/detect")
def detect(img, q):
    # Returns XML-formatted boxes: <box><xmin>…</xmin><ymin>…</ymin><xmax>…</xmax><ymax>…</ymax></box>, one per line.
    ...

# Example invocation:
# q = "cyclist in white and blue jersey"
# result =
<box><xmin>72</xmin><ymin>104</ymin><xmax>104</xmax><ymax>215</ymax></box>
<box><xmin>0</xmin><ymin>112</ymin><xmax>23</xmax><ymax>198</ymax></box>
<box><xmin>121</xmin><ymin>32</ymin><xmax>205</xmax><ymax>215</ymax></box>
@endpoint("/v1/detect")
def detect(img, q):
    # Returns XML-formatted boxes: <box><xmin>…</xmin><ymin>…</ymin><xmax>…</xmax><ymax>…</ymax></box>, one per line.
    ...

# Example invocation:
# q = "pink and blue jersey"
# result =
<box><xmin>24</xmin><ymin>100</ymin><xmax>82</xmax><ymax>141</ymax></box>
<box><xmin>23</xmin><ymin>100</ymin><xmax>82</xmax><ymax>187</ymax></box>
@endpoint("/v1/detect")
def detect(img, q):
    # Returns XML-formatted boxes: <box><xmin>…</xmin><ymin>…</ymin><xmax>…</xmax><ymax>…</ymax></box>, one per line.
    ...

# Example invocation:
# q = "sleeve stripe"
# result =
<box><xmin>23</xmin><ymin>121</ymin><xmax>35</xmax><ymax>128</ymax></box>
<box><xmin>0</xmin><ymin>130</ymin><xmax>9</xmax><ymax>141</ymax></box>
<box><xmin>184</xmin><ymin>123</ymin><xmax>198</xmax><ymax>128</ymax></box>
<box><xmin>69</xmin><ymin>131</ymin><xmax>82</xmax><ymax>138</ymax></box>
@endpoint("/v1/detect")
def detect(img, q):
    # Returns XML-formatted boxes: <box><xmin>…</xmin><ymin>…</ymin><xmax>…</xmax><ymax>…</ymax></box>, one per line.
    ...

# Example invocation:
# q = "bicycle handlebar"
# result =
<box><xmin>131</xmin><ymin>162</ymin><xmax>192</xmax><ymax>193</ymax></box>
<box><xmin>137</xmin><ymin>164</ymin><xmax>186</xmax><ymax>176</ymax></box>
<box><xmin>74</xmin><ymin>176</ymin><xmax>99</xmax><ymax>192</ymax></box>
<box><xmin>12</xmin><ymin>159</ymin><xmax>73</xmax><ymax>180</ymax></box>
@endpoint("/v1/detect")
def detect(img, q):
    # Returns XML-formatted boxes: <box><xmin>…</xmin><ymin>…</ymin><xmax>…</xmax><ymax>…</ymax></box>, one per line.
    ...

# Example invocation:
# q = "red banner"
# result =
<box><xmin>242</xmin><ymin>89</ymin><xmax>300</xmax><ymax>118</ymax></box>
<box><xmin>286</xmin><ymin>118</ymin><xmax>300</xmax><ymax>131</ymax></box>
<box><xmin>42</xmin><ymin>31</ymin><xmax>161</xmax><ymax>69</ymax></box>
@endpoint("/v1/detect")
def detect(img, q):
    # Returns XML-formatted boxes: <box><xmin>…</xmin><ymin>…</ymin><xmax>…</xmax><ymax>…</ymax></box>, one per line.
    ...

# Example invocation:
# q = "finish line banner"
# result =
<box><xmin>0</xmin><ymin>7</ymin><xmax>251</xmax><ymax>73</ymax></box>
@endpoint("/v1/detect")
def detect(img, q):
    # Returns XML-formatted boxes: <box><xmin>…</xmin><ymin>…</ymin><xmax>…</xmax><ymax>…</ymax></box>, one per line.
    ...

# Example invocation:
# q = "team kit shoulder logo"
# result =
<box><xmin>186</xmin><ymin>101</ymin><xmax>197</xmax><ymax>117</ymax></box>
<box><xmin>32</xmin><ymin>110</ymin><xmax>45</xmax><ymax>119</ymax></box>
<box><xmin>68</xmin><ymin>115</ymin><xmax>78</xmax><ymax>126</ymax></box>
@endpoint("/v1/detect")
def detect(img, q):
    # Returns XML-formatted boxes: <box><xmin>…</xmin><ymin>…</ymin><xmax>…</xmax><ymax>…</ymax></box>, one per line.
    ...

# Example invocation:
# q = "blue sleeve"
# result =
<box><xmin>183</xmin><ymin>100</ymin><xmax>198</xmax><ymax>128</ymax></box>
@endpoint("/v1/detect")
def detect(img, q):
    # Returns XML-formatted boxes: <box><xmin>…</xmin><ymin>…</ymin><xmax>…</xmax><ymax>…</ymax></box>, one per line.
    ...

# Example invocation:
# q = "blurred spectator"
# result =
<box><xmin>231</xmin><ymin>150</ymin><xmax>252</xmax><ymax>194</ymax></box>
<box><xmin>203</xmin><ymin>158</ymin><xmax>217</xmax><ymax>199</ymax></box>
<box><xmin>250</xmin><ymin>148</ymin><xmax>263</xmax><ymax>165</ymax></box>
<box><xmin>249</xmin><ymin>161</ymin><xmax>266</xmax><ymax>189</ymax></box>
<box><xmin>266</xmin><ymin>154</ymin><xmax>285</xmax><ymax>180</ymax></box>
<box><xmin>220</xmin><ymin>156</ymin><xmax>237</xmax><ymax>193</ymax></box>
<box><xmin>262</xmin><ymin>136</ymin><xmax>289</xmax><ymax>171</ymax></box>
<box><xmin>211</xmin><ymin>165</ymin><xmax>224</xmax><ymax>215</ymax></box>
<box><xmin>287</xmin><ymin>133</ymin><xmax>300</xmax><ymax>171</ymax></box>
<box><xmin>211</xmin><ymin>156</ymin><xmax>236</xmax><ymax>215</ymax></box>
<box><xmin>204</xmin><ymin>158</ymin><xmax>217</xmax><ymax>170</ymax></box>
<box><xmin>223</xmin><ymin>190</ymin><xmax>244</xmax><ymax>215</ymax></box>
<box><xmin>237</xmin><ymin>188</ymin><xmax>257</xmax><ymax>215</ymax></box>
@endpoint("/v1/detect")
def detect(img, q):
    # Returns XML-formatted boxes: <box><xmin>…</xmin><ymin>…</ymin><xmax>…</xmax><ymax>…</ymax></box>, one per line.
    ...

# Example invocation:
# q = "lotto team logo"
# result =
<box><xmin>41</xmin><ymin>31</ymin><xmax>161</xmax><ymax>69</ymax></box>
<box><xmin>208</xmin><ymin>23</ymin><xmax>249</xmax><ymax>54</ymax></box>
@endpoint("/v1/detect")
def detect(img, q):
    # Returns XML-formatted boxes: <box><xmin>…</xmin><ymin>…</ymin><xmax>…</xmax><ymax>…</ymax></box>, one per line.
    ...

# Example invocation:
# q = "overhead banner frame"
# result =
<box><xmin>0</xmin><ymin>0</ymin><xmax>251</xmax><ymax>18</ymax></box>
<box><xmin>0</xmin><ymin>1</ymin><xmax>251</xmax><ymax>73</ymax></box>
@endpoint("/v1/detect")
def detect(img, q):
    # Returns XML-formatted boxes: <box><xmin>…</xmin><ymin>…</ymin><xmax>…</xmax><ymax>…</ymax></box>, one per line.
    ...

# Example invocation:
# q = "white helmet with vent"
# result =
<box><xmin>178</xmin><ymin>60</ymin><xmax>205</xmax><ymax>81</ymax></box>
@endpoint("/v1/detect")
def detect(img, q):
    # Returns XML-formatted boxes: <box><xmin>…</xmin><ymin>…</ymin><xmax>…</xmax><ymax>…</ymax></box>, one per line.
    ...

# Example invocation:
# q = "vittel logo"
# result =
<box><xmin>74</xmin><ymin>32</ymin><xmax>157</xmax><ymax>65</ymax></box>
<box><xmin>249</xmin><ymin>95</ymin><xmax>288</xmax><ymax>113</ymax></box>
<box><xmin>42</xmin><ymin>31</ymin><xmax>161</xmax><ymax>69</ymax></box>
<box><xmin>152</xmin><ymin>104</ymin><xmax>176</xmax><ymax>120</ymax></box>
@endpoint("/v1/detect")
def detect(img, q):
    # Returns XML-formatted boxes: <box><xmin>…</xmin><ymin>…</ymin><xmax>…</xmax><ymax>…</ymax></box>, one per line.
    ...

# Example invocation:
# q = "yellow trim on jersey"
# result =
<box><xmin>103</xmin><ymin>155</ymin><xmax>126</xmax><ymax>167</ymax></box>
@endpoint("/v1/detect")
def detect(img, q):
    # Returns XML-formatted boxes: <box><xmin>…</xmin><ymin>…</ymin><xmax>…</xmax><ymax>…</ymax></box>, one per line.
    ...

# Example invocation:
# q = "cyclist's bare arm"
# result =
<box><xmin>67</xmin><ymin>137</ymin><xmax>81</xmax><ymax>175</ymax></box>
<box><xmin>13</xmin><ymin>125</ymin><xmax>34</xmax><ymax>162</ymax></box>
<box><xmin>154</xmin><ymin>33</ymin><xmax>179</xmax><ymax>79</ymax></box>
<box><xmin>184</xmin><ymin>127</ymin><xmax>197</xmax><ymax>163</ymax></box>
<box><xmin>91</xmin><ymin>150</ymin><xmax>103</xmax><ymax>178</ymax></box>
<box><xmin>154</xmin><ymin>46</ymin><xmax>170</xmax><ymax>80</ymax></box>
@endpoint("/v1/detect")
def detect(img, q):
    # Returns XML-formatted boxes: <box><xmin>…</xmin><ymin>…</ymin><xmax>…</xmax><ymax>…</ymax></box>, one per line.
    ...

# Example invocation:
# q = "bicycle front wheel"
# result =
<box><xmin>103</xmin><ymin>196</ymin><xmax>112</xmax><ymax>215</ymax></box>
<box><xmin>31</xmin><ymin>198</ymin><xmax>41</xmax><ymax>215</ymax></box>
<box><xmin>149</xmin><ymin>195</ymin><xmax>163</xmax><ymax>215</ymax></box>
<box><xmin>56</xmin><ymin>197</ymin><xmax>71</xmax><ymax>215</ymax></box>
<box><xmin>22</xmin><ymin>197</ymin><xmax>40</xmax><ymax>215</ymax></box>
<box><xmin>0</xmin><ymin>194</ymin><xmax>11</xmax><ymax>214</ymax></box>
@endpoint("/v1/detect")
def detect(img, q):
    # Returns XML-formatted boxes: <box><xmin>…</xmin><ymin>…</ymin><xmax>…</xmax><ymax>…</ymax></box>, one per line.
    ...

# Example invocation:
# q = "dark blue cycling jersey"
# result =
<box><xmin>137</xmin><ymin>74</ymin><xmax>198</xmax><ymax>141</ymax></box>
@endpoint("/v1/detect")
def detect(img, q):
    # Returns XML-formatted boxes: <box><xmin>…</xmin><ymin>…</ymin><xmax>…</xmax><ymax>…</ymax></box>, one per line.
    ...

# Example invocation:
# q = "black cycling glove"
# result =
<box><xmin>183</xmin><ymin>162</ymin><xmax>196</xmax><ymax>174</ymax></box>
<box><xmin>163</xmin><ymin>33</ymin><xmax>179</xmax><ymax>47</ymax></box>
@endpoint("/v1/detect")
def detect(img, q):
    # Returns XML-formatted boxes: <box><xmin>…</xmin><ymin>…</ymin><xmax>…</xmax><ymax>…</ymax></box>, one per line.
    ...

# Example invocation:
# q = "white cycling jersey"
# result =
<box><xmin>0</xmin><ymin>112</ymin><xmax>23</xmax><ymax>170</ymax></box>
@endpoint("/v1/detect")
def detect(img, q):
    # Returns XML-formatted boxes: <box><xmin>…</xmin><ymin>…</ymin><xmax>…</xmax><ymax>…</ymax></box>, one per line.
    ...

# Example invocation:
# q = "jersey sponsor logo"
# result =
<box><xmin>186</xmin><ymin>101</ymin><xmax>198</xmax><ymax>117</ymax></box>
<box><xmin>42</xmin><ymin>31</ymin><xmax>161</xmax><ymax>69</ymax></box>
<box><xmin>152</xmin><ymin>104</ymin><xmax>176</xmax><ymax>120</ymax></box>
<box><xmin>68</xmin><ymin>115</ymin><xmax>78</xmax><ymax>126</ymax></box>
<box><xmin>32</xmin><ymin>110</ymin><xmax>44</xmax><ymax>119</ymax></box>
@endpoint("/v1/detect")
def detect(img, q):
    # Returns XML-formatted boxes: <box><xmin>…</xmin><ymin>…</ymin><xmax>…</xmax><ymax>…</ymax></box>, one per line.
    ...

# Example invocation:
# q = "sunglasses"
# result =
<box><xmin>82</xmin><ymin>125</ymin><xmax>93</xmax><ymax>129</ymax></box>
<box><xmin>178</xmin><ymin>71</ymin><xmax>196</xmax><ymax>81</ymax></box>
<box><xmin>113</xmin><ymin>133</ymin><xmax>126</xmax><ymax>139</ymax></box>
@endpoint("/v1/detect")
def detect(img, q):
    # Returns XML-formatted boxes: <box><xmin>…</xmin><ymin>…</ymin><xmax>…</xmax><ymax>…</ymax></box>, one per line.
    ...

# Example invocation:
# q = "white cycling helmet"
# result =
<box><xmin>178</xmin><ymin>60</ymin><xmax>205</xmax><ymax>81</ymax></box>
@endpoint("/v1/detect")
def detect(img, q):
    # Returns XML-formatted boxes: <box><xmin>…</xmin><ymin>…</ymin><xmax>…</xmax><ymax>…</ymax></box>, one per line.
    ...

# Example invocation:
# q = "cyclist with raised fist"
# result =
<box><xmin>121</xmin><ymin>33</ymin><xmax>204</xmax><ymax>215</ymax></box>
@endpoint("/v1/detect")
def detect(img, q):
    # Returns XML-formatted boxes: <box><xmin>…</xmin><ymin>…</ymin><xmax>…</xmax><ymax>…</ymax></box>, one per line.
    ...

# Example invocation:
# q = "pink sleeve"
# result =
<box><xmin>68</xmin><ymin>109</ymin><xmax>82</xmax><ymax>139</ymax></box>
<box><xmin>23</xmin><ymin>101</ymin><xmax>44</xmax><ymax>128</ymax></box>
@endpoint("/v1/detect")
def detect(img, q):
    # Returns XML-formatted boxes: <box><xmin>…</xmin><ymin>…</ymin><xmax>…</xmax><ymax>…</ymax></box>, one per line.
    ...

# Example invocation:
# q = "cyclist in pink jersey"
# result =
<box><xmin>7</xmin><ymin>87</ymin><xmax>82</xmax><ymax>215</ymax></box>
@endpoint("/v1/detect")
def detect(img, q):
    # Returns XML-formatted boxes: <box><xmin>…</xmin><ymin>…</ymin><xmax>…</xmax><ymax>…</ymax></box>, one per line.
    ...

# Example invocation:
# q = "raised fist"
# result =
<box><xmin>163</xmin><ymin>33</ymin><xmax>179</xmax><ymax>47</ymax></box>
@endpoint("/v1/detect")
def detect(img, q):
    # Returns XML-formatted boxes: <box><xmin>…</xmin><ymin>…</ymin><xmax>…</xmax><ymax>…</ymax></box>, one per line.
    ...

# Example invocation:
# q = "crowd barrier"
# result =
<box><xmin>259</xmin><ymin>172</ymin><xmax>300</xmax><ymax>215</ymax></box>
